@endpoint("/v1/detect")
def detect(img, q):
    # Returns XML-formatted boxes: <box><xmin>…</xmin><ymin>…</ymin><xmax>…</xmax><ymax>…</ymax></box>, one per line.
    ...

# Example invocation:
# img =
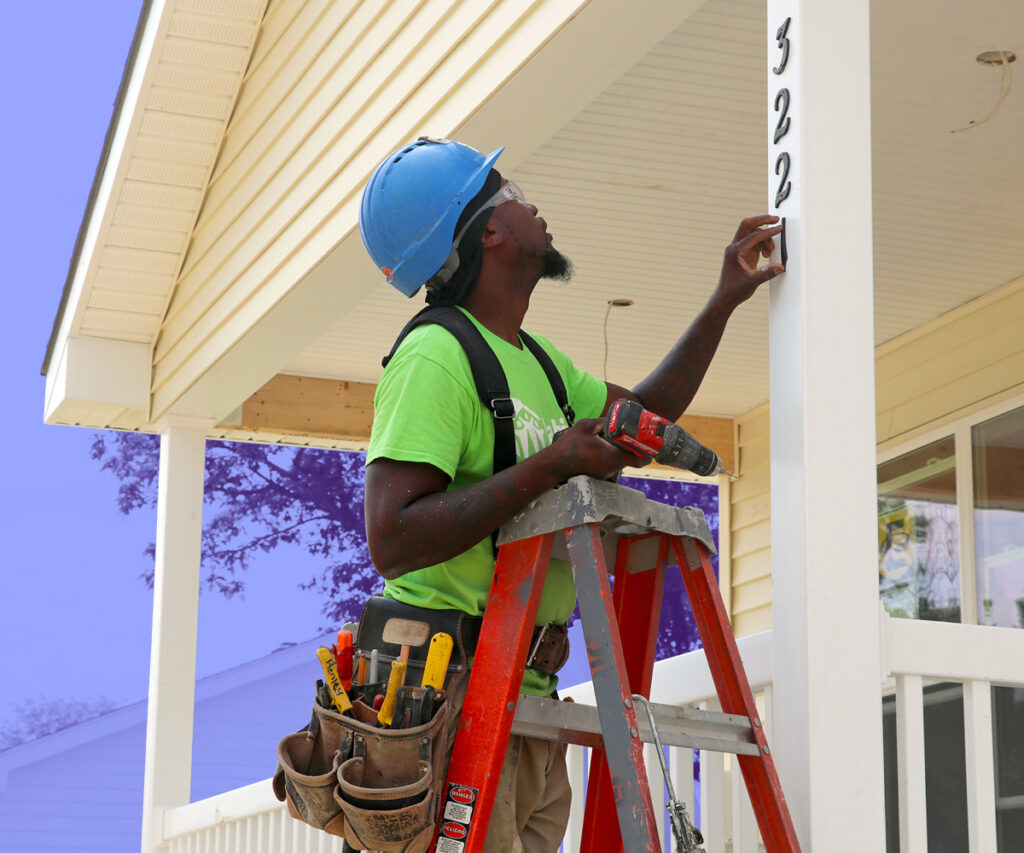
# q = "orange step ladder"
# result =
<box><xmin>432</xmin><ymin>476</ymin><xmax>801</xmax><ymax>853</ymax></box>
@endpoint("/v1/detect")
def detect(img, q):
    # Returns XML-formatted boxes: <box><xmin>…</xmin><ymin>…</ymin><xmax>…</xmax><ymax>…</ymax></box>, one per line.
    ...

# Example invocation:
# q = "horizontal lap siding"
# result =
<box><xmin>731</xmin><ymin>403</ymin><xmax>771</xmax><ymax>636</ymax></box>
<box><xmin>876</xmin><ymin>279</ymin><xmax>1024</xmax><ymax>445</ymax></box>
<box><xmin>727</xmin><ymin>277</ymin><xmax>1024</xmax><ymax>633</ymax></box>
<box><xmin>0</xmin><ymin>724</ymin><xmax>146</xmax><ymax>851</ymax></box>
<box><xmin>152</xmin><ymin>0</ymin><xmax>582</xmax><ymax>417</ymax></box>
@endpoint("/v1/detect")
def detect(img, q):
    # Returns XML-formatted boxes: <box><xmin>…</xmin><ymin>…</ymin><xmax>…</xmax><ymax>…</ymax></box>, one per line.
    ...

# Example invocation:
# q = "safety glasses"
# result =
<box><xmin>452</xmin><ymin>180</ymin><xmax>529</xmax><ymax>248</ymax></box>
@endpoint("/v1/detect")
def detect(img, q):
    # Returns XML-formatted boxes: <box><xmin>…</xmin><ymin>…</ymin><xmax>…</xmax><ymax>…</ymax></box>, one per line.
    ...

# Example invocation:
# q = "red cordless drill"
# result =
<box><xmin>603</xmin><ymin>398</ymin><xmax>725</xmax><ymax>477</ymax></box>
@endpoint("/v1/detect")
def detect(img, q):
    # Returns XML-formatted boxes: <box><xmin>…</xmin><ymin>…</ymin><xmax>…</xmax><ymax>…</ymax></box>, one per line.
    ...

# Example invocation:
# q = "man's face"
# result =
<box><xmin>491</xmin><ymin>180</ymin><xmax>574</xmax><ymax>282</ymax></box>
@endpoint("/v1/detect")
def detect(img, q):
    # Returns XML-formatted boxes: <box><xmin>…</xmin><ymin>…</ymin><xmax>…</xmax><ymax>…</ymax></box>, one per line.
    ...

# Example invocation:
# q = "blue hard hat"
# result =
<box><xmin>359</xmin><ymin>138</ymin><xmax>504</xmax><ymax>297</ymax></box>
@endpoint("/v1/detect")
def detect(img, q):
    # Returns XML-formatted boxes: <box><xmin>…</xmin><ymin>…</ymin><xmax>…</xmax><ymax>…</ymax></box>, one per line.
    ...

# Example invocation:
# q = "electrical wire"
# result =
<box><xmin>952</xmin><ymin>51</ymin><xmax>1014</xmax><ymax>133</ymax></box>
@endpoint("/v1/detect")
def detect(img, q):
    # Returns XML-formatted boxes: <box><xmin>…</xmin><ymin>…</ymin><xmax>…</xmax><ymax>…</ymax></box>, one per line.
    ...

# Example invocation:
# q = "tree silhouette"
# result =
<box><xmin>90</xmin><ymin>434</ymin><xmax>718</xmax><ymax>651</ymax></box>
<box><xmin>0</xmin><ymin>696</ymin><xmax>117</xmax><ymax>750</ymax></box>
<box><xmin>91</xmin><ymin>433</ymin><xmax>378</xmax><ymax>626</ymax></box>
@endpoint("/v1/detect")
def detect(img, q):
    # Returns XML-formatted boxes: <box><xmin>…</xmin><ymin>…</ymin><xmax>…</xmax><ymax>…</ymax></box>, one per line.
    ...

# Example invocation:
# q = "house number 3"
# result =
<box><xmin>772</xmin><ymin>17</ymin><xmax>792</xmax><ymax>208</ymax></box>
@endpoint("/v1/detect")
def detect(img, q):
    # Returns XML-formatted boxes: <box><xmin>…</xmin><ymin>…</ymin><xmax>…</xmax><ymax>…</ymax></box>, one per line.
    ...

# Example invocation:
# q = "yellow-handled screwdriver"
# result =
<box><xmin>377</xmin><ymin>659</ymin><xmax>408</xmax><ymax>727</ymax></box>
<box><xmin>421</xmin><ymin>632</ymin><xmax>454</xmax><ymax>689</ymax></box>
<box><xmin>316</xmin><ymin>646</ymin><xmax>353</xmax><ymax>715</ymax></box>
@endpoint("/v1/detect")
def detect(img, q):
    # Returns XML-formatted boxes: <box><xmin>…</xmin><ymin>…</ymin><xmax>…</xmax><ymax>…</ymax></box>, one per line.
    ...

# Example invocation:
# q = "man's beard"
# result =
<box><xmin>541</xmin><ymin>248</ymin><xmax>574</xmax><ymax>282</ymax></box>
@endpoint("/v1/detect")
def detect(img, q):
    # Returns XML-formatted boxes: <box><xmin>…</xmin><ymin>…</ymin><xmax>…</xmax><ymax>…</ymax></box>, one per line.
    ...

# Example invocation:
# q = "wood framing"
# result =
<box><xmin>218</xmin><ymin>373</ymin><xmax>736</xmax><ymax>473</ymax></box>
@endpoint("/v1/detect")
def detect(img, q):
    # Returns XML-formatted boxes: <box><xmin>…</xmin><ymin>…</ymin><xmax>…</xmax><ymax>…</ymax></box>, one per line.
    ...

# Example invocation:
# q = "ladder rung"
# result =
<box><xmin>511</xmin><ymin>695</ymin><xmax>760</xmax><ymax>756</ymax></box>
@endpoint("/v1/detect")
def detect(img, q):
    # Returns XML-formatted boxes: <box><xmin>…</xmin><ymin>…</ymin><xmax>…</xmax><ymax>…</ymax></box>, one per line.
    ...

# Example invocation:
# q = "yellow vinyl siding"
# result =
<box><xmin>727</xmin><ymin>277</ymin><xmax>1024</xmax><ymax>631</ymax></box>
<box><xmin>150</xmin><ymin>0</ymin><xmax>586</xmax><ymax>419</ymax></box>
<box><xmin>730</xmin><ymin>403</ymin><xmax>772</xmax><ymax>637</ymax></box>
<box><xmin>876</xmin><ymin>278</ymin><xmax>1024</xmax><ymax>446</ymax></box>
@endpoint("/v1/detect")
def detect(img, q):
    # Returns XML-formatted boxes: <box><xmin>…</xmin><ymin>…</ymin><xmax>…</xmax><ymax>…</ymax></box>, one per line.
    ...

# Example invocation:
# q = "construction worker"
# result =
<box><xmin>359</xmin><ymin>137</ymin><xmax>783</xmax><ymax>852</ymax></box>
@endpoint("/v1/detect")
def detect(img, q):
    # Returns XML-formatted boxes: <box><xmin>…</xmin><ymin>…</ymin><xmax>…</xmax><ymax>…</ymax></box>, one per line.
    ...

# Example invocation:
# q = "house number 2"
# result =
<box><xmin>772</xmin><ymin>17</ymin><xmax>792</xmax><ymax>208</ymax></box>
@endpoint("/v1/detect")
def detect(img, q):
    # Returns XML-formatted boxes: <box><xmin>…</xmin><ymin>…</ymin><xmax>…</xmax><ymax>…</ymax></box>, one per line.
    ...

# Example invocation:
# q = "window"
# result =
<box><xmin>877</xmin><ymin>437</ymin><xmax>960</xmax><ymax>621</ymax></box>
<box><xmin>877</xmin><ymin>399</ymin><xmax>1024</xmax><ymax>626</ymax></box>
<box><xmin>973</xmin><ymin>406</ymin><xmax>1024</xmax><ymax>627</ymax></box>
<box><xmin>877</xmin><ymin>400</ymin><xmax>1024</xmax><ymax>852</ymax></box>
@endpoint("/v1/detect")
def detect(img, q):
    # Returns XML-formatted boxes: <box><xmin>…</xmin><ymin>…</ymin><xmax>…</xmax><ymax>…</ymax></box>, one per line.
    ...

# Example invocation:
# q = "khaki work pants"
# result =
<box><xmin>444</xmin><ymin>672</ymin><xmax>572</xmax><ymax>853</ymax></box>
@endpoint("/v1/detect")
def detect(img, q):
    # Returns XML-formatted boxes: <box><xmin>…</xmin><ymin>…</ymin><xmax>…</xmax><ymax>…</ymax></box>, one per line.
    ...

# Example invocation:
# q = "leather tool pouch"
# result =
<box><xmin>356</xmin><ymin>594</ymin><xmax>480</xmax><ymax>681</ymax></box>
<box><xmin>274</xmin><ymin>692</ymin><xmax>455</xmax><ymax>852</ymax></box>
<box><xmin>357</xmin><ymin>594</ymin><xmax>570</xmax><ymax>677</ymax></box>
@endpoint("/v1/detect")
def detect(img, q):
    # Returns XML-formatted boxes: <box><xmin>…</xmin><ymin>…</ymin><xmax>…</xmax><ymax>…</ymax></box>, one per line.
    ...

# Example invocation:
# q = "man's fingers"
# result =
<box><xmin>732</xmin><ymin>214</ymin><xmax>780</xmax><ymax>242</ymax></box>
<box><xmin>756</xmin><ymin>264</ymin><xmax>786</xmax><ymax>283</ymax></box>
<box><xmin>735</xmin><ymin>223</ymin><xmax>783</xmax><ymax>252</ymax></box>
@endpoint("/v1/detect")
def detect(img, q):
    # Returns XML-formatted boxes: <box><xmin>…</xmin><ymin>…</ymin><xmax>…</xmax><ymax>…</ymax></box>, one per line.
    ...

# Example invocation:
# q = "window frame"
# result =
<box><xmin>877</xmin><ymin>391</ymin><xmax>1024</xmax><ymax>627</ymax></box>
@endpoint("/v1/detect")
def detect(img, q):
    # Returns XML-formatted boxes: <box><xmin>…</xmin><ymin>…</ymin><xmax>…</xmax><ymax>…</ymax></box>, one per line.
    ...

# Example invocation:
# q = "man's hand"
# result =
<box><xmin>365</xmin><ymin>418</ymin><xmax>644</xmax><ymax>579</ymax></box>
<box><xmin>712</xmin><ymin>215</ymin><xmax>786</xmax><ymax>310</ymax></box>
<box><xmin>630</xmin><ymin>214</ymin><xmax>785</xmax><ymax>421</ymax></box>
<box><xmin>546</xmin><ymin>418</ymin><xmax>650</xmax><ymax>482</ymax></box>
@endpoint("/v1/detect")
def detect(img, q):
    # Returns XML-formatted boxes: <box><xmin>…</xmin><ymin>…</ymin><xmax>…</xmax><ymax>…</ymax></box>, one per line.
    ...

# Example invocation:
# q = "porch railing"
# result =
<box><xmin>161</xmin><ymin>615</ymin><xmax>1024</xmax><ymax>853</ymax></box>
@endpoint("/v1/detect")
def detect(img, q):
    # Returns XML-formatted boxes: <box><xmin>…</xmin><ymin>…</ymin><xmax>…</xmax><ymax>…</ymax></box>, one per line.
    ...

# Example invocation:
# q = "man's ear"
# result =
<box><xmin>480</xmin><ymin>221</ymin><xmax>503</xmax><ymax>249</ymax></box>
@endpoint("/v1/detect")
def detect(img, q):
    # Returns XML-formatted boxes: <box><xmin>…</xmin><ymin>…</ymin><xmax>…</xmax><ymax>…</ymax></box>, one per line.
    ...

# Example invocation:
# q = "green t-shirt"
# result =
<box><xmin>367</xmin><ymin>307</ymin><xmax>608</xmax><ymax>694</ymax></box>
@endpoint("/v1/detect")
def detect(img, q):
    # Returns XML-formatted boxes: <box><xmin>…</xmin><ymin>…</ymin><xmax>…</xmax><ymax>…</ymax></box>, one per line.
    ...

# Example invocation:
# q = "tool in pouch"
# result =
<box><xmin>317</xmin><ymin>646</ymin><xmax>354</xmax><ymax>715</ymax></box>
<box><xmin>273</xmin><ymin>622</ymin><xmax>458</xmax><ymax>853</ymax></box>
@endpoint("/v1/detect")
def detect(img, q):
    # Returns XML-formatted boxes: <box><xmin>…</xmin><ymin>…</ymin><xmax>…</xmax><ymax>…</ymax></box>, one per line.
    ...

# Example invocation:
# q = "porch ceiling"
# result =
<box><xmin>286</xmin><ymin>0</ymin><xmax>1024</xmax><ymax>419</ymax></box>
<box><xmin>45</xmin><ymin>0</ymin><xmax>1024</xmax><ymax>432</ymax></box>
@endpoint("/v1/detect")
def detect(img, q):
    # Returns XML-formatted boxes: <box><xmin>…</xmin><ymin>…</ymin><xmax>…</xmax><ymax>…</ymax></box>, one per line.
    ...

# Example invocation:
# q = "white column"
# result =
<box><xmin>765</xmin><ymin>1</ymin><xmax>886</xmax><ymax>850</ymax></box>
<box><xmin>140</xmin><ymin>416</ymin><xmax>211</xmax><ymax>852</ymax></box>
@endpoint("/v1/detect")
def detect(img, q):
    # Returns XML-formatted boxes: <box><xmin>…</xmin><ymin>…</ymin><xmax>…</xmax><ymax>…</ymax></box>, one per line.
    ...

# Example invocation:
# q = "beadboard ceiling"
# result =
<box><xmin>284</xmin><ymin>0</ymin><xmax>1024</xmax><ymax>419</ymax></box>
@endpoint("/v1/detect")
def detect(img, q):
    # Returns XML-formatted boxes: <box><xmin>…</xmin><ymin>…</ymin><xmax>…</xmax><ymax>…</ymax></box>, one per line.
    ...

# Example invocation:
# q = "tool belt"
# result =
<box><xmin>357</xmin><ymin>594</ymin><xmax>570</xmax><ymax>677</ymax></box>
<box><xmin>273</xmin><ymin>689</ymin><xmax>456</xmax><ymax>853</ymax></box>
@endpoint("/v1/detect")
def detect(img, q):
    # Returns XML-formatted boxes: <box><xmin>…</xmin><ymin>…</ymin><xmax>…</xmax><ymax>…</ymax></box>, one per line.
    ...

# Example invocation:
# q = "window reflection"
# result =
<box><xmin>877</xmin><ymin>437</ymin><xmax>960</xmax><ymax>621</ymax></box>
<box><xmin>973</xmin><ymin>407</ymin><xmax>1024</xmax><ymax>627</ymax></box>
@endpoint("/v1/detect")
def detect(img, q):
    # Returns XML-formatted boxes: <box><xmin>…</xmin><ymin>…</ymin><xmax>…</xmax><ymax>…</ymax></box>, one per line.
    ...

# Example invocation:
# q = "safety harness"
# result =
<box><xmin>382</xmin><ymin>306</ymin><xmax>576</xmax><ymax>477</ymax></box>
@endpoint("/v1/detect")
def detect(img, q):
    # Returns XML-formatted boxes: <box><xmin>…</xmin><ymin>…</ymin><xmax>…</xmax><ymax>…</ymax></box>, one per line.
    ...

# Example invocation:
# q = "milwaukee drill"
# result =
<box><xmin>603</xmin><ymin>398</ymin><xmax>725</xmax><ymax>477</ymax></box>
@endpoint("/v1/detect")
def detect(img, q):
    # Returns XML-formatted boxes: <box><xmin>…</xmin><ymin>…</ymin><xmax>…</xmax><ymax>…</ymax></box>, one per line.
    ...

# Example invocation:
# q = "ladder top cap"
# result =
<box><xmin>497</xmin><ymin>475</ymin><xmax>716</xmax><ymax>553</ymax></box>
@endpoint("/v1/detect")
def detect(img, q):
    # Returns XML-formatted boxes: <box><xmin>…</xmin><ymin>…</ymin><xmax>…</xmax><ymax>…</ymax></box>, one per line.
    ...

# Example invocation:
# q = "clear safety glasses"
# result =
<box><xmin>452</xmin><ymin>180</ymin><xmax>529</xmax><ymax>248</ymax></box>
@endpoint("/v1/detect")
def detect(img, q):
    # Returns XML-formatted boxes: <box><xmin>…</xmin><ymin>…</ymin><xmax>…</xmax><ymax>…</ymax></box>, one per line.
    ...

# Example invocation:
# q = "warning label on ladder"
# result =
<box><xmin>436</xmin><ymin>783</ymin><xmax>479</xmax><ymax>852</ymax></box>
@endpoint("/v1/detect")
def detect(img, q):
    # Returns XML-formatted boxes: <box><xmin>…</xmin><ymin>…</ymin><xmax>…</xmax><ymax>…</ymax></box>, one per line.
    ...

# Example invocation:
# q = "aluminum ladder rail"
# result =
<box><xmin>431</xmin><ymin>476</ymin><xmax>801</xmax><ymax>853</ymax></box>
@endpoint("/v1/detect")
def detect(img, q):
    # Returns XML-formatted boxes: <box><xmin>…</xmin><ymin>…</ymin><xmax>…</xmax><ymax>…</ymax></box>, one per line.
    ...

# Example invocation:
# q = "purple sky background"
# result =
<box><xmin>1</xmin><ymin>2</ymin><xmax>326</xmax><ymax>723</ymax></box>
<box><xmin>0</xmin><ymin>2</ymin><xmax>718</xmax><ymax>730</ymax></box>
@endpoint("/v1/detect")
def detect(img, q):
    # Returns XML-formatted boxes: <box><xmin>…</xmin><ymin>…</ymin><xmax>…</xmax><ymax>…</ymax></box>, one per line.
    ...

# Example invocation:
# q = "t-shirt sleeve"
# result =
<box><xmin>533</xmin><ymin>334</ymin><xmax>608</xmax><ymax>420</ymax></box>
<box><xmin>367</xmin><ymin>342</ymin><xmax>477</xmax><ymax>480</ymax></box>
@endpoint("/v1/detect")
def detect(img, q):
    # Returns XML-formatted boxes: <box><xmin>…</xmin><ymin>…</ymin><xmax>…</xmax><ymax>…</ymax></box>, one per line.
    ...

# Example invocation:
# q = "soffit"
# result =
<box><xmin>53</xmin><ymin>0</ymin><xmax>267</xmax><ymax>349</ymax></box>
<box><xmin>286</xmin><ymin>0</ymin><xmax>1024</xmax><ymax>419</ymax></box>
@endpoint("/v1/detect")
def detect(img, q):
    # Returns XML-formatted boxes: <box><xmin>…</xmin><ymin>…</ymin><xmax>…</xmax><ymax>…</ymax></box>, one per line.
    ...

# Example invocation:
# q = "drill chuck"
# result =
<box><xmin>656</xmin><ymin>423</ymin><xmax>723</xmax><ymax>477</ymax></box>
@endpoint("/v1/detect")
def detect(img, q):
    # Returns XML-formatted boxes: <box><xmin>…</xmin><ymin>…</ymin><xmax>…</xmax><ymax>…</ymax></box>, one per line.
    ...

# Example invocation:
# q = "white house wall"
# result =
<box><xmin>0</xmin><ymin>639</ymin><xmax>327</xmax><ymax>851</ymax></box>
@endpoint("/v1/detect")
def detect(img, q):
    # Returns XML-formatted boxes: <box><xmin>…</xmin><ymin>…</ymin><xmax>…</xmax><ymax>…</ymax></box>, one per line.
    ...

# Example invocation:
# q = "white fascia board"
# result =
<box><xmin>46</xmin><ymin>1</ymin><xmax>170</xmax><ymax>368</ymax></box>
<box><xmin>44</xmin><ymin>336</ymin><xmax>150</xmax><ymax>424</ymax></box>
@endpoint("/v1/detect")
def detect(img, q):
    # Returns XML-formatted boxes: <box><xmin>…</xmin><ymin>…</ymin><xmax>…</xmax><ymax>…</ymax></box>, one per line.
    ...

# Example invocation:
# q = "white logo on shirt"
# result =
<box><xmin>512</xmin><ymin>398</ymin><xmax>568</xmax><ymax>459</ymax></box>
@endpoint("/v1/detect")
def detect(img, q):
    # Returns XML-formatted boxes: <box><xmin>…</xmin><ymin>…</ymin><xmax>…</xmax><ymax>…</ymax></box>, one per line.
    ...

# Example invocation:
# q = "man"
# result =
<box><xmin>359</xmin><ymin>137</ymin><xmax>782</xmax><ymax>851</ymax></box>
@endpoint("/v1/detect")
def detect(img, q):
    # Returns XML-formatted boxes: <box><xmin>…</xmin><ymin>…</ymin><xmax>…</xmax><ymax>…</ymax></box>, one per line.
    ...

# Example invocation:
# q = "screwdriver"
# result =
<box><xmin>377</xmin><ymin>659</ymin><xmax>408</xmax><ymax>727</ymax></box>
<box><xmin>316</xmin><ymin>646</ymin><xmax>353</xmax><ymax>715</ymax></box>
<box><xmin>335</xmin><ymin>630</ymin><xmax>354</xmax><ymax>690</ymax></box>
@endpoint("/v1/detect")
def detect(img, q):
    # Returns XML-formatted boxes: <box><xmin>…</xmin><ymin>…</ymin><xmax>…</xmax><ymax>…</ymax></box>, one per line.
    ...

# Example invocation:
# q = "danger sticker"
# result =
<box><xmin>436</xmin><ymin>838</ymin><xmax>464</xmax><ymax>853</ymax></box>
<box><xmin>449</xmin><ymin>785</ymin><xmax>476</xmax><ymax>805</ymax></box>
<box><xmin>443</xmin><ymin>801</ymin><xmax>473</xmax><ymax>824</ymax></box>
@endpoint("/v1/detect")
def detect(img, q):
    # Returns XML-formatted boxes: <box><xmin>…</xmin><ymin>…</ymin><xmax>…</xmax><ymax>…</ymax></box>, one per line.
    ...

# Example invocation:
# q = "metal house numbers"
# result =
<box><xmin>771</xmin><ymin>16</ymin><xmax>793</xmax><ymax>209</ymax></box>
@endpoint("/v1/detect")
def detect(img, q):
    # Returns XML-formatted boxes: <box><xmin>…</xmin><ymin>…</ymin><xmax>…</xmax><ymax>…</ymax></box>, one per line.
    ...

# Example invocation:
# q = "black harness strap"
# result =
<box><xmin>382</xmin><ymin>306</ymin><xmax>576</xmax><ymax>478</ymax></box>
